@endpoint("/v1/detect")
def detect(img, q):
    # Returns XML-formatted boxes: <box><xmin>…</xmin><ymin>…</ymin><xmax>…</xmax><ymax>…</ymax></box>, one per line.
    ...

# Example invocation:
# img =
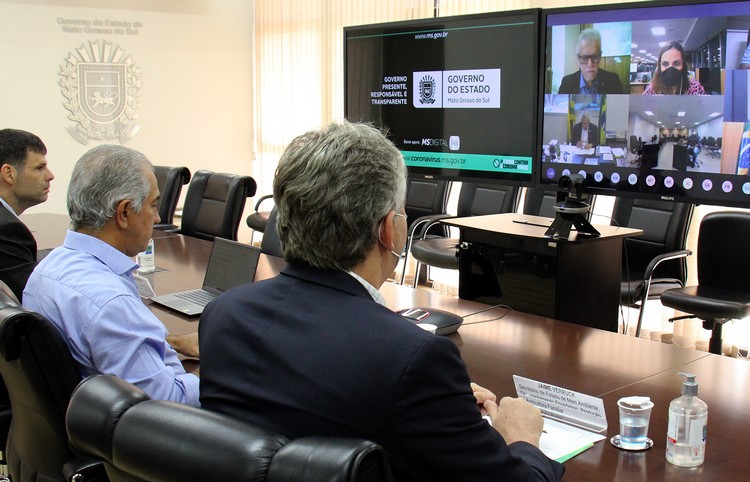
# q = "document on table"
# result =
<box><xmin>540</xmin><ymin>417</ymin><xmax>606</xmax><ymax>463</ymax></box>
<box><xmin>513</xmin><ymin>375</ymin><xmax>608</xmax><ymax>463</ymax></box>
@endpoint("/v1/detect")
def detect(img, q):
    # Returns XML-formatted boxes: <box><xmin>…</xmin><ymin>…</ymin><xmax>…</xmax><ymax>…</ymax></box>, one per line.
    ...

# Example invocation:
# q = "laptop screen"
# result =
<box><xmin>203</xmin><ymin>237</ymin><xmax>261</xmax><ymax>294</ymax></box>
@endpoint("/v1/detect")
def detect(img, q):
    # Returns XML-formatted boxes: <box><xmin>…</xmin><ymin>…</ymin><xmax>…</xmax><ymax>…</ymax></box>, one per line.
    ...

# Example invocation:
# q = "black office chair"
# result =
<box><xmin>522</xmin><ymin>187</ymin><xmax>559</xmax><ymax>218</ymax></box>
<box><xmin>661</xmin><ymin>211</ymin><xmax>750</xmax><ymax>355</ymax></box>
<box><xmin>246</xmin><ymin>194</ymin><xmax>274</xmax><ymax>244</ymax></box>
<box><xmin>0</xmin><ymin>290</ymin><xmax>105</xmax><ymax>482</ymax></box>
<box><xmin>67</xmin><ymin>375</ymin><xmax>393</xmax><ymax>482</ymax></box>
<box><xmin>704</xmin><ymin>136</ymin><xmax>720</xmax><ymax>157</ymax></box>
<box><xmin>407</xmin><ymin>183</ymin><xmax>519</xmax><ymax>288</ymax></box>
<box><xmin>171</xmin><ymin>170</ymin><xmax>257</xmax><ymax>241</ymax></box>
<box><xmin>629</xmin><ymin>135</ymin><xmax>641</xmax><ymax>155</ymax></box>
<box><xmin>260</xmin><ymin>207</ymin><xmax>283</xmax><ymax>258</ymax></box>
<box><xmin>611</xmin><ymin>197</ymin><xmax>694</xmax><ymax>337</ymax></box>
<box><xmin>398</xmin><ymin>179</ymin><xmax>450</xmax><ymax>285</ymax></box>
<box><xmin>153</xmin><ymin>165</ymin><xmax>191</xmax><ymax>227</ymax></box>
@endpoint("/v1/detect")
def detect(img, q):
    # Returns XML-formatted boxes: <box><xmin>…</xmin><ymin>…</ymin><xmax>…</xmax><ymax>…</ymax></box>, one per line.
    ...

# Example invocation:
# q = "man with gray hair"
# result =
<box><xmin>24</xmin><ymin>145</ymin><xmax>199</xmax><ymax>406</ymax></box>
<box><xmin>558</xmin><ymin>28</ymin><xmax>624</xmax><ymax>95</ymax></box>
<box><xmin>571</xmin><ymin>111</ymin><xmax>600</xmax><ymax>149</ymax></box>
<box><xmin>199</xmin><ymin>121</ymin><xmax>563</xmax><ymax>481</ymax></box>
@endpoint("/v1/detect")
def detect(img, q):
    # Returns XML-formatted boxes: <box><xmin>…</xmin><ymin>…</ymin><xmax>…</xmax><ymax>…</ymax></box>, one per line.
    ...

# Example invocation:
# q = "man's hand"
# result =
<box><xmin>483</xmin><ymin>396</ymin><xmax>544</xmax><ymax>448</ymax></box>
<box><xmin>471</xmin><ymin>382</ymin><xmax>497</xmax><ymax>415</ymax></box>
<box><xmin>166</xmin><ymin>332</ymin><xmax>199</xmax><ymax>358</ymax></box>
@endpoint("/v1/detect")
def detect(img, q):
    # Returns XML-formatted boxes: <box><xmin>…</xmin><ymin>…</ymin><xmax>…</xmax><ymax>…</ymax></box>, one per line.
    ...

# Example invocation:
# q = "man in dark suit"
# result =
<box><xmin>0</xmin><ymin>129</ymin><xmax>54</xmax><ymax>301</ymax></box>
<box><xmin>571</xmin><ymin>112</ymin><xmax>600</xmax><ymax>149</ymax></box>
<box><xmin>199</xmin><ymin>121</ymin><xmax>563</xmax><ymax>481</ymax></box>
<box><xmin>558</xmin><ymin>28</ymin><xmax>624</xmax><ymax>95</ymax></box>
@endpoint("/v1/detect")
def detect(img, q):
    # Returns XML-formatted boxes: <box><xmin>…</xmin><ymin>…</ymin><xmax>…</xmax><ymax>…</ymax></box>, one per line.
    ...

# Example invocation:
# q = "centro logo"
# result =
<box><xmin>422</xmin><ymin>138</ymin><xmax>448</xmax><ymax>146</ymax></box>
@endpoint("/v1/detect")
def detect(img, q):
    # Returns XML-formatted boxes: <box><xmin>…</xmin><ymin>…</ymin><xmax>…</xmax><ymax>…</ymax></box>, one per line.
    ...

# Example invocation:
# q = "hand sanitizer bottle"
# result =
<box><xmin>666</xmin><ymin>372</ymin><xmax>707</xmax><ymax>467</ymax></box>
<box><xmin>137</xmin><ymin>238</ymin><xmax>156</xmax><ymax>274</ymax></box>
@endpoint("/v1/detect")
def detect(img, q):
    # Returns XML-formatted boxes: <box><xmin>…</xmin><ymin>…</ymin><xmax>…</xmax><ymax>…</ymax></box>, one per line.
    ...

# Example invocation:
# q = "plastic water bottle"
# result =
<box><xmin>137</xmin><ymin>238</ymin><xmax>156</xmax><ymax>273</ymax></box>
<box><xmin>665</xmin><ymin>372</ymin><xmax>707</xmax><ymax>467</ymax></box>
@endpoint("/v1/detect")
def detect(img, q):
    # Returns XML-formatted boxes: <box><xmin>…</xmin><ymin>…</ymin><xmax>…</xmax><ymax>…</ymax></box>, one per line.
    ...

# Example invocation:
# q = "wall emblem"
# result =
<box><xmin>59</xmin><ymin>40</ymin><xmax>142</xmax><ymax>144</ymax></box>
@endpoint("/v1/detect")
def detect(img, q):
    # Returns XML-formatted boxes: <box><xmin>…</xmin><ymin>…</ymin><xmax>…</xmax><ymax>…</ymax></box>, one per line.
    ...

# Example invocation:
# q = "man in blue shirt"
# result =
<box><xmin>24</xmin><ymin>145</ymin><xmax>199</xmax><ymax>406</ymax></box>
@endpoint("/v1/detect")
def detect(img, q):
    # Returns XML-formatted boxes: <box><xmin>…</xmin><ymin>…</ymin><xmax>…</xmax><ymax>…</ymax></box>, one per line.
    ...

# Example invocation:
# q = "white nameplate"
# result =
<box><xmin>133</xmin><ymin>273</ymin><xmax>156</xmax><ymax>299</ymax></box>
<box><xmin>513</xmin><ymin>375</ymin><xmax>607</xmax><ymax>433</ymax></box>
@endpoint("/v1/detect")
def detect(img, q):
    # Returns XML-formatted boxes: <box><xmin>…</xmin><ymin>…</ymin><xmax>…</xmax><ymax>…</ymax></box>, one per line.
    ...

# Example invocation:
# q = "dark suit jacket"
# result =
<box><xmin>200</xmin><ymin>264</ymin><xmax>563</xmax><ymax>481</ymax></box>
<box><xmin>558</xmin><ymin>68</ymin><xmax>624</xmax><ymax>95</ymax></box>
<box><xmin>0</xmin><ymin>204</ymin><xmax>37</xmax><ymax>302</ymax></box>
<box><xmin>571</xmin><ymin>122</ymin><xmax>600</xmax><ymax>148</ymax></box>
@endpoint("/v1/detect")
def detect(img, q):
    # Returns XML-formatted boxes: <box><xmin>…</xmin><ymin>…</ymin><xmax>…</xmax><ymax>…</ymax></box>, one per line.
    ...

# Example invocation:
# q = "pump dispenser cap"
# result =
<box><xmin>678</xmin><ymin>372</ymin><xmax>698</xmax><ymax>396</ymax></box>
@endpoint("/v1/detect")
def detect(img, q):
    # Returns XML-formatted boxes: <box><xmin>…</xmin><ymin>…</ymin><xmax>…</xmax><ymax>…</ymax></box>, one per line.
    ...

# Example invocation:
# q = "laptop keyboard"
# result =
<box><xmin>174</xmin><ymin>290</ymin><xmax>216</xmax><ymax>306</ymax></box>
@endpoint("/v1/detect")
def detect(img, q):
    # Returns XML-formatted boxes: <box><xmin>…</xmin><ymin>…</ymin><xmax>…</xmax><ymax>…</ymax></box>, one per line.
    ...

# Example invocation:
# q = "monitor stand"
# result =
<box><xmin>544</xmin><ymin>200</ymin><xmax>600</xmax><ymax>239</ymax></box>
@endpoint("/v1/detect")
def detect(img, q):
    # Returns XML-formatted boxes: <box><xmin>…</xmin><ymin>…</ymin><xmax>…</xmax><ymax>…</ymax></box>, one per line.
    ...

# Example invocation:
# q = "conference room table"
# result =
<box><xmin>21</xmin><ymin>213</ymin><xmax>750</xmax><ymax>480</ymax></box>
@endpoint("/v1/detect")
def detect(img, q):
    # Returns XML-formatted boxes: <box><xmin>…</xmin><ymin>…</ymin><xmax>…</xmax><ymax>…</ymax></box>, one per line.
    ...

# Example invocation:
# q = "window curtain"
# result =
<box><xmin>252</xmin><ymin>0</ymin><xmax>434</xmax><ymax>194</ymax></box>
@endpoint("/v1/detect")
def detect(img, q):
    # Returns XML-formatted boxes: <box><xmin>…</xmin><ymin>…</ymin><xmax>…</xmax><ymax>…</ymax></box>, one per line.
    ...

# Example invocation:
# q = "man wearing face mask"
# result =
<box><xmin>643</xmin><ymin>41</ymin><xmax>706</xmax><ymax>95</ymax></box>
<box><xmin>199</xmin><ymin>121</ymin><xmax>563</xmax><ymax>481</ymax></box>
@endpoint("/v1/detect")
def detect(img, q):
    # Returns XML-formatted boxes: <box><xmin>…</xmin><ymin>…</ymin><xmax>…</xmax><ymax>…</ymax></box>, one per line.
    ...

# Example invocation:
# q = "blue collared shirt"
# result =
<box><xmin>23</xmin><ymin>230</ymin><xmax>200</xmax><ymax>406</ymax></box>
<box><xmin>578</xmin><ymin>73</ymin><xmax>600</xmax><ymax>95</ymax></box>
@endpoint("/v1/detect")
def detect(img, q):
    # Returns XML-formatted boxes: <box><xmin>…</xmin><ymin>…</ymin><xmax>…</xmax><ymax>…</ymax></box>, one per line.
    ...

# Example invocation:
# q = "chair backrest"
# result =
<box><xmin>455</xmin><ymin>183</ymin><xmax>519</xmax><ymax>218</ymax></box>
<box><xmin>67</xmin><ymin>375</ymin><xmax>393</xmax><ymax>482</ymax></box>
<box><xmin>180</xmin><ymin>170</ymin><xmax>257</xmax><ymax>241</ymax></box>
<box><xmin>696</xmin><ymin>211</ymin><xmax>750</xmax><ymax>292</ymax></box>
<box><xmin>153</xmin><ymin>165</ymin><xmax>191</xmax><ymax>225</ymax></box>
<box><xmin>260</xmin><ymin>207</ymin><xmax>284</xmax><ymax>258</ymax></box>
<box><xmin>522</xmin><ymin>188</ymin><xmax>559</xmax><ymax>218</ymax></box>
<box><xmin>0</xmin><ymin>290</ymin><xmax>83</xmax><ymax>481</ymax></box>
<box><xmin>611</xmin><ymin>197</ymin><xmax>693</xmax><ymax>282</ymax></box>
<box><xmin>404</xmin><ymin>179</ymin><xmax>450</xmax><ymax>236</ymax></box>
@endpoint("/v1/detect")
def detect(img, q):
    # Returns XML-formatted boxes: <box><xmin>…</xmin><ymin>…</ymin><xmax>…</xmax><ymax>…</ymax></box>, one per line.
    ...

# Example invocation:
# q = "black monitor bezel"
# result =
<box><xmin>344</xmin><ymin>8</ymin><xmax>542</xmax><ymax>188</ymax></box>
<box><xmin>538</xmin><ymin>0</ymin><xmax>750</xmax><ymax>208</ymax></box>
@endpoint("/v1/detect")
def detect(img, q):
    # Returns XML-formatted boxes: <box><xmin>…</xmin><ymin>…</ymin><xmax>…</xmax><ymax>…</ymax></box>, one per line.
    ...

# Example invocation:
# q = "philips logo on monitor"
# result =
<box><xmin>413</xmin><ymin>69</ymin><xmax>501</xmax><ymax>109</ymax></box>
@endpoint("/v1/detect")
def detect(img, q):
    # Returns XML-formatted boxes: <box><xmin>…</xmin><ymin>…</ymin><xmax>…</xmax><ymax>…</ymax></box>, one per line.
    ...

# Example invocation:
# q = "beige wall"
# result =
<box><xmin>0</xmin><ymin>0</ymin><xmax>256</xmax><ymax>241</ymax></box>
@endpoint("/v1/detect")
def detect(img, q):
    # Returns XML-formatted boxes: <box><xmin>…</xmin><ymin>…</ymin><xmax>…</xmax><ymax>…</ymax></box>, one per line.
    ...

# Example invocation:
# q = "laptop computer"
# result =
<box><xmin>149</xmin><ymin>237</ymin><xmax>261</xmax><ymax>316</ymax></box>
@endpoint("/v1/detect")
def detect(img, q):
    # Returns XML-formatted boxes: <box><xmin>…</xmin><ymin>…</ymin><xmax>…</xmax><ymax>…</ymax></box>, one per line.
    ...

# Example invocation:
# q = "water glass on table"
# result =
<box><xmin>611</xmin><ymin>396</ymin><xmax>654</xmax><ymax>450</ymax></box>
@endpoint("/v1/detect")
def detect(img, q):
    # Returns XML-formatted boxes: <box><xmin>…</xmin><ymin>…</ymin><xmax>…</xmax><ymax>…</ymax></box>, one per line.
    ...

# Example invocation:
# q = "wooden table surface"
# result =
<box><xmin>21</xmin><ymin>213</ymin><xmax>750</xmax><ymax>480</ymax></box>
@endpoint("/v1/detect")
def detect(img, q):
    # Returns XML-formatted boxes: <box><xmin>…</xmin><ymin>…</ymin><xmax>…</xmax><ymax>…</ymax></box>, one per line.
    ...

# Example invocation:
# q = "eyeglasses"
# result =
<box><xmin>394</xmin><ymin>212</ymin><xmax>408</xmax><ymax>223</ymax></box>
<box><xmin>578</xmin><ymin>54</ymin><xmax>601</xmax><ymax>64</ymax></box>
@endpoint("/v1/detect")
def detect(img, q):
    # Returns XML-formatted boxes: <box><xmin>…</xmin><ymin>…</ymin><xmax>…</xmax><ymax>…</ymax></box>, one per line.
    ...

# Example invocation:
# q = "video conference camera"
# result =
<box><xmin>544</xmin><ymin>174</ymin><xmax>600</xmax><ymax>239</ymax></box>
<box><xmin>558</xmin><ymin>174</ymin><xmax>587</xmax><ymax>202</ymax></box>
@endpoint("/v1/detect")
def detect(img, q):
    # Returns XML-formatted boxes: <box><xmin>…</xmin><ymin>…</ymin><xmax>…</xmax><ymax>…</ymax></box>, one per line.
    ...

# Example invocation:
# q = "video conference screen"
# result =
<box><xmin>539</xmin><ymin>0</ymin><xmax>750</xmax><ymax>208</ymax></box>
<box><xmin>345</xmin><ymin>9</ymin><xmax>540</xmax><ymax>186</ymax></box>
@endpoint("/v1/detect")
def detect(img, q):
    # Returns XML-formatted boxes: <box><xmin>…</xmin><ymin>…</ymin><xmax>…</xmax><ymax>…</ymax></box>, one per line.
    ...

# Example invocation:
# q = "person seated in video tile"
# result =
<box><xmin>571</xmin><ymin>112</ymin><xmax>600</xmax><ymax>149</ymax></box>
<box><xmin>558</xmin><ymin>28</ymin><xmax>624</xmax><ymax>95</ymax></box>
<box><xmin>643</xmin><ymin>41</ymin><xmax>705</xmax><ymax>95</ymax></box>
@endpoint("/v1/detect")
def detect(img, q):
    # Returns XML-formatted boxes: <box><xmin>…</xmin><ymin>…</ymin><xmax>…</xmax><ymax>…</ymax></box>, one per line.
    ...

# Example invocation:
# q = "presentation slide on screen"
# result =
<box><xmin>346</xmin><ymin>16</ymin><xmax>538</xmax><ymax>176</ymax></box>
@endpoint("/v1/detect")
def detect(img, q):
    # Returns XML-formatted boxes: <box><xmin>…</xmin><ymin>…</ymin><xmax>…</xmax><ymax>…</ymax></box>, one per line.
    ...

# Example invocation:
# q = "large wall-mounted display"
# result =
<box><xmin>539</xmin><ymin>0</ymin><xmax>750</xmax><ymax>208</ymax></box>
<box><xmin>345</xmin><ymin>9</ymin><xmax>541</xmax><ymax>186</ymax></box>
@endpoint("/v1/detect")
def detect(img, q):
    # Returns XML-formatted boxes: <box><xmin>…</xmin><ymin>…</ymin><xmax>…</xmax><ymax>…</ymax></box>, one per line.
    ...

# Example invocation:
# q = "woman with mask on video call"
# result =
<box><xmin>643</xmin><ymin>40</ymin><xmax>706</xmax><ymax>95</ymax></box>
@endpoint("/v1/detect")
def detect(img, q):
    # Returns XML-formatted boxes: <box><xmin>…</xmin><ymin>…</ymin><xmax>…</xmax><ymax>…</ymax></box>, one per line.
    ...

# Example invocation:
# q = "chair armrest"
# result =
<box><xmin>153</xmin><ymin>223</ymin><xmax>179</xmax><ymax>231</ymax></box>
<box><xmin>267</xmin><ymin>437</ymin><xmax>392</xmax><ymax>482</ymax></box>
<box><xmin>62</xmin><ymin>457</ymin><xmax>108</xmax><ymax>482</ymax></box>
<box><xmin>408</xmin><ymin>213</ymin><xmax>454</xmax><ymax>241</ymax></box>
<box><xmin>253</xmin><ymin>194</ymin><xmax>274</xmax><ymax>212</ymax></box>
<box><xmin>642</xmin><ymin>249</ymin><xmax>692</xmax><ymax>287</ymax></box>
